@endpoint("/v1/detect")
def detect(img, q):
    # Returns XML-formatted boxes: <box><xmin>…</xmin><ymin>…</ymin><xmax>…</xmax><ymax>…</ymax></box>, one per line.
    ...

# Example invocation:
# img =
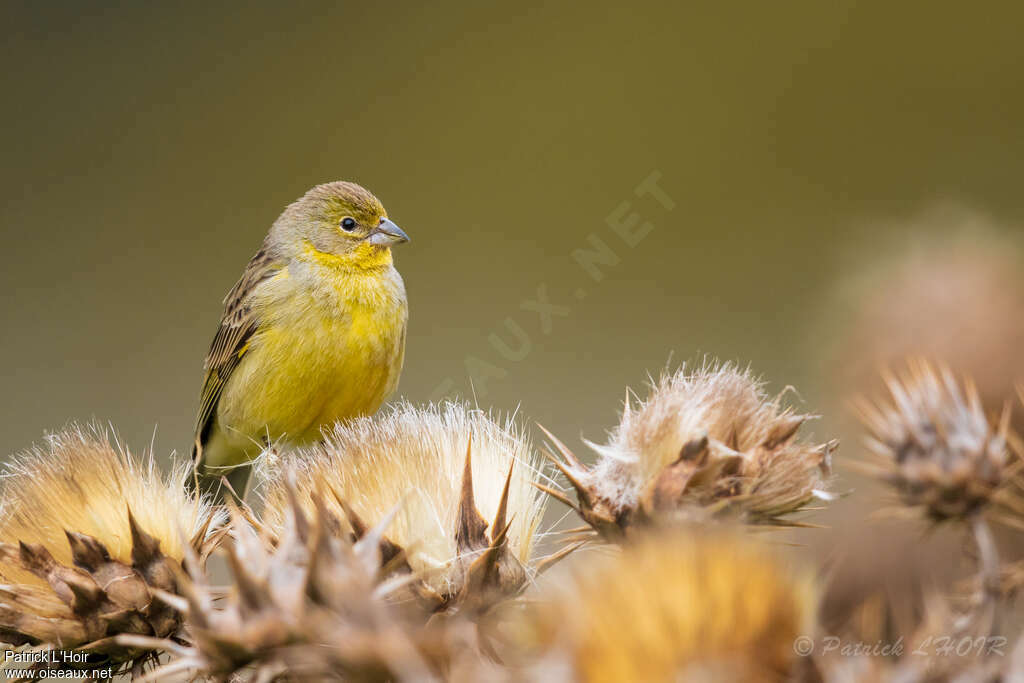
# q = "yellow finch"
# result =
<box><xmin>189</xmin><ymin>181</ymin><xmax>409</xmax><ymax>501</ymax></box>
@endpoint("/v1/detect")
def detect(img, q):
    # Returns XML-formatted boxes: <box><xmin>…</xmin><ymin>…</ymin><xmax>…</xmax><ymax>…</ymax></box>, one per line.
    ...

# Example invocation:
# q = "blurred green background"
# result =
<box><xmin>2</xmin><ymin>1</ymin><xmax>1024</xmax><ymax>602</ymax></box>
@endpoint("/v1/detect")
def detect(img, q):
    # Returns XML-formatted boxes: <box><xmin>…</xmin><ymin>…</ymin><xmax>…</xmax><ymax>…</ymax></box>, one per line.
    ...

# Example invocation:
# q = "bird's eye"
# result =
<box><xmin>340</xmin><ymin>217</ymin><xmax>357</xmax><ymax>232</ymax></box>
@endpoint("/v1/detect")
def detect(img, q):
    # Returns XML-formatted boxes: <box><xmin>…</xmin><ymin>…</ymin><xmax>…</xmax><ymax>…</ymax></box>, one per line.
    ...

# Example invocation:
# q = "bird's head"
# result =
<box><xmin>273</xmin><ymin>181</ymin><xmax>409</xmax><ymax>269</ymax></box>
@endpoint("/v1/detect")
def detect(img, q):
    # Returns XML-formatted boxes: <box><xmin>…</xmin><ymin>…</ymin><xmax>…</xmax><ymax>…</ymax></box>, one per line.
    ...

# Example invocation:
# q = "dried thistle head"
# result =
<box><xmin>541</xmin><ymin>362</ymin><xmax>835</xmax><ymax>538</ymax></box>
<box><xmin>258</xmin><ymin>402</ymin><xmax>552</xmax><ymax>613</ymax></box>
<box><xmin>828</xmin><ymin>211</ymin><xmax>1024</xmax><ymax>434</ymax></box>
<box><xmin>0</xmin><ymin>425</ymin><xmax>221</xmax><ymax>672</ymax></box>
<box><xmin>508</xmin><ymin>529</ymin><xmax>818</xmax><ymax>683</ymax></box>
<box><xmin>138</xmin><ymin>496</ymin><xmax>458</xmax><ymax>682</ymax></box>
<box><xmin>855</xmin><ymin>360</ymin><xmax>1022</xmax><ymax>523</ymax></box>
<box><xmin>819</xmin><ymin>593</ymin><xmax>1002</xmax><ymax>683</ymax></box>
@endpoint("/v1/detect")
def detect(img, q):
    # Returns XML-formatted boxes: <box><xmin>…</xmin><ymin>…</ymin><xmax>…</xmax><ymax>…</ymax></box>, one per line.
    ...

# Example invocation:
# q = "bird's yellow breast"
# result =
<box><xmin>216</xmin><ymin>253</ymin><xmax>407</xmax><ymax>452</ymax></box>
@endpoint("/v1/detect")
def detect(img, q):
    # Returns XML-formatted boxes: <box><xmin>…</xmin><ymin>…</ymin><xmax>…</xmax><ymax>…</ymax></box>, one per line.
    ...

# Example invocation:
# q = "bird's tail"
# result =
<box><xmin>187</xmin><ymin>460</ymin><xmax>252</xmax><ymax>506</ymax></box>
<box><xmin>188</xmin><ymin>437</ymin><xmax>252</xmax><ymax>505</ymax></box>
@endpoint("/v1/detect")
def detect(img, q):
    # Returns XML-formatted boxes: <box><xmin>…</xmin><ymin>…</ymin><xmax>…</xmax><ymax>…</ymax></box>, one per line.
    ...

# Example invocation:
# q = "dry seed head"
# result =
<box><xmin>258</xmin><ymin>402</ymin><xmax>549</xmax><ymax>609</ymax></box>
<box><xmin>829</xmin><ymin>211</ymin><xmax>1024</xmax><ymax>433</ymax></box>
<box><xmin>0</xmin><ymin>426</ymin><xmax>214</xmax><ymax>574</ymax></box>
<box><xmin>143</xmin><ymin>496</ymin><xmax>457</xmax><ymax>682</ymax></box>
<box><xmin>0</xmin><ymin>425</ymin><xmax>221</xmax><ymax>668</ymax></box>
<box><xmin>820</xmin><ymin>594</ymin><xmax>998</xmax><ymax>683</ymax></box>
<box><xmin>856</xmin><ymin>360</ymin><xmax>1018</xmax><ymax>522</ymax></box>
<box><xmin>512</xmin><ymin>529</ymin><xmax>817</xmax><ymax>683</ymax></box>
<box><xmin>545</xmin><ymin>362</ymin><xmax>834</xmax><ymax>537</ymax></box>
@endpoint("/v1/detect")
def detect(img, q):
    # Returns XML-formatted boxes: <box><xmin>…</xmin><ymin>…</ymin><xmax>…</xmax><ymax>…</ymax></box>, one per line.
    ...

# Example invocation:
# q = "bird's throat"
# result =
<box><xmin>301</xmin><ymin>239</ymin><xmax>393</xmax><ymax>273</ymax></box>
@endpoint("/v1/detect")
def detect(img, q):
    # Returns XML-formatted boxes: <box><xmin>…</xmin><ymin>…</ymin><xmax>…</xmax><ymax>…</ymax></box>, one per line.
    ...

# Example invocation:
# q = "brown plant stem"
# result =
<box><xmin>970</xmin><ymin>514</ymin><xmax>1000</xmax><ymax>637</ymax></box>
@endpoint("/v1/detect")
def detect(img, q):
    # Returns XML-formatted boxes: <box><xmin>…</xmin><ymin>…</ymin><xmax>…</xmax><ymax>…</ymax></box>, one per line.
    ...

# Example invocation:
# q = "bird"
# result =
<box><xmin>189</xmin><ymin>181</ymin><xmax>409</xmax><ymax>501</ymax></box>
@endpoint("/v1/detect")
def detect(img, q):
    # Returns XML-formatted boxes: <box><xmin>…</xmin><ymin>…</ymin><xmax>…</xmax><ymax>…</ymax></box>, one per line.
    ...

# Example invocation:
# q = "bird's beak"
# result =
<box><xmin>367</xmin><ymin>218</ymin><xmax>410</xmax><ymax>246</ymax></box>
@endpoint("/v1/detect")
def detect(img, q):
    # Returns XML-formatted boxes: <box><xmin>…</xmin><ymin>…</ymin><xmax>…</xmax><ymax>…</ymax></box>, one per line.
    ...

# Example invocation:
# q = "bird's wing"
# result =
<box><xmin>192</xmin><ymin>244</ymin><xmax>283</xmax><ymax>460</ymax></box>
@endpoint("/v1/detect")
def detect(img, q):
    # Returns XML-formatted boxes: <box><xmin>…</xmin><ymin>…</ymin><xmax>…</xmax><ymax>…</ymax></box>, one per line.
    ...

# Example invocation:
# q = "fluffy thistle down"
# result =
<box><xmin>134</xmin><ymin>498</ymin><xmax>467</xmax><ymax>682</ymax></box>
<box><xmin>0</xmin><ymin>426</ymin><xmax>221</xmax><ymax>673</ymax></box>
<box><xmin>504</xmin><ymin>529</ymin><xmax>817</xmax><ymax>683</ymax></box>
<box><xmin>540</xmin><ymin>363</ymin><xmax>835</xmax><ymax>538</ymax></box>
<box><xmin>258</xmin><ymin>402</ymin><xmax>552</xmax><ymax>612</ymax></box>
<box><xmin>855</xmin><ymin>360</ymin><xmax>1024</xmax><ymax>524</ymax></box>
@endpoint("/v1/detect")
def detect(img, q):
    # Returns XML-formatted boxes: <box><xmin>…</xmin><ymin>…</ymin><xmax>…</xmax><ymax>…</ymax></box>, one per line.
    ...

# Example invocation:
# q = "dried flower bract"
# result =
<box><xmin>0</xmin><ymin>425</ymin><xmax>221</xmax><ymax>674</ymax></box>
<box><xmin>856</xmin><ymin>360</ymin><xmax>1022</xmax><ymax>523</ymax></box>
<box><xmin>541</xmin><ymin>362</ymin><xmax>835</xmax><ymax>538</ymax></box>
<box><xmin>136</xmin><ymin>496</ymin><xmax>454</xmax><ymax>682</ymax></box>
<box><xmin>258</xmin><ymin>402</ymin><xmax>553</xmax><ymax>613</ymax></box>
<box><xmin>508</xmin><ymin>529</ymin><xmax>817</xmax><ymax>683</ymax></box>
